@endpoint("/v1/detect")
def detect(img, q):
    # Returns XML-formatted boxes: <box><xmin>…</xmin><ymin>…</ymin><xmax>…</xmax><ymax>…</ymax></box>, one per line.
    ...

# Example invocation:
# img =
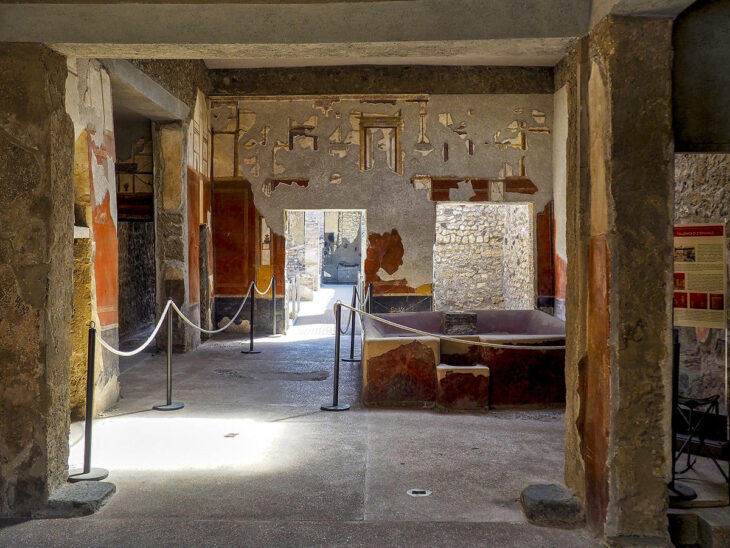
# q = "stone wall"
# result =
<box><xmin>304</xmin><ymin>211</ymin><xmax>324</xmax><ymax>291</ymax></box>
<box><xmin>117</xmin><ymin>221</ymin><xmax>156</xmax><ymax>340</ymax></box>
<box><xmin>503</xmin><ymin>203</ymin><xmax>536</xmax><ymax>309</ymax></box>
<box><xmin>433</xmin><ymin>203</ymin><xmax>534</xmax><ymax>311</ymax></box>
<box><xmin>0</xmin><ymin>44</ymin><xmax>74</xmax><ymax>515</ymax></box>
<box><xmin>674</xmin><ymin>153</ymin><xmax>730</xmax><ymax>411</ymax></box>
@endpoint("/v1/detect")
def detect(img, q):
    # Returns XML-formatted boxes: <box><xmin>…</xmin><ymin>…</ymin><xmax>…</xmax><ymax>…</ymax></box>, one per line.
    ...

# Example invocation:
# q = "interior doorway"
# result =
<box><xmin>284</xmin><ymin>209</ymin><xmax>366</xmax><ymax>330</ymax></box>
<box><xmin>114</xmin><ymin>113</ymin><xmax>157</xmax><ymax>351</ymax></box>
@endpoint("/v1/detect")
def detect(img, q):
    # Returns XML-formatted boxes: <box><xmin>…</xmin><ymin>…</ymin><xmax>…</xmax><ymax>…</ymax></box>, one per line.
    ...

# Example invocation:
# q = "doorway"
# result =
<box><xmin>284</xmin><ymin>209</ymin><xmax>366</xmax><ymax>331</ymax></box>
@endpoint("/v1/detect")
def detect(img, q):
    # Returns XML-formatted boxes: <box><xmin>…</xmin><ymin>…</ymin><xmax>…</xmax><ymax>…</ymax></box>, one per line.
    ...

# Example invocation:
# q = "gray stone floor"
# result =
<box><xmin>0</xmin><ymin>287</ymin><xmax>597</xmax><ymax>547</ymax></box>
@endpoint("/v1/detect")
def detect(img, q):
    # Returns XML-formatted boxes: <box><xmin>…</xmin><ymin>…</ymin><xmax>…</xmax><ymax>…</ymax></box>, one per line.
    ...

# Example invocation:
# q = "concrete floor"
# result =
<box><xmin>1</xmin><ymin>286</ymin><xmax>596</xmax><ymax>547</ymax></box>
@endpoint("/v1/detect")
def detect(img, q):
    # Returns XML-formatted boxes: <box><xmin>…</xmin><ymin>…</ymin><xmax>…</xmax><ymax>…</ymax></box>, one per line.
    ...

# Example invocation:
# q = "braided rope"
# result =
<box><xmin>335</xmin><ymin>301</ymin><xmax>566</xmax><ymax>351</ymax></box>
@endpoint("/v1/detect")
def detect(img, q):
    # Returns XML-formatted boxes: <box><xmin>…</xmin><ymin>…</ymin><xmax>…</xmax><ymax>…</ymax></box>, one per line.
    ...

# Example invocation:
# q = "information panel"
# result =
<box><xmin>673</xmin><ymin>224</ymin><xmax>727</xmax><ymax>329</ymax></box>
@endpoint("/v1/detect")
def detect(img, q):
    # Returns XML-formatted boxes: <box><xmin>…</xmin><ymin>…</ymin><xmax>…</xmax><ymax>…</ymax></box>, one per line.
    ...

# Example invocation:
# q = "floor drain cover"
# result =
<box><xmin>407</xmin><ymin>488</ymin><xmax>432</xmax><ymax>497</ymax></box>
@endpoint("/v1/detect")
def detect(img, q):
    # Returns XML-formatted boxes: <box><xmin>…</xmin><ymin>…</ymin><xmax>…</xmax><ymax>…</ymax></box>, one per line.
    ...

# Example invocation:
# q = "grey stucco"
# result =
<box><xmin>213</xmin><ymin>94</ymin><xmax>553</xmax><ymax>291</ymax></box>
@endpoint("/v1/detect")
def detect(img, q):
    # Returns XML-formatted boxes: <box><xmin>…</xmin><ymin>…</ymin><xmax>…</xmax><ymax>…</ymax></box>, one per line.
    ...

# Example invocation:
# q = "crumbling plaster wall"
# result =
<box><xmin>0</xmin><ymin>44</ymin><xmax>74</xmax><ymax>515</ymax></box>
<box><xmin>674</xmin><ymin>153</ymin><xmax>730</xmax><ymax>411</ymax></box>
<box><xmin>65</xmin><ymin>57</ymin><xmax>120</xmax><ymax>415</ymax></box>
<box><xmin>211</xmin><ymin>94</ymin><xmax>553</xmax><ymax>298</ymax></box>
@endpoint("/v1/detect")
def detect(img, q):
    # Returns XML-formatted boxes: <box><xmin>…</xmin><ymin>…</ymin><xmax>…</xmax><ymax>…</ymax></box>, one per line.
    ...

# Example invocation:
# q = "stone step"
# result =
<box><xmin>35</xmin><ymin>481</ymin><xmax>116</xmax><ymax>519</ymax></box>
<box><xmin>669</xmin><ymin>506</ymin><xmax>730</xmax><ymax>547</ymax></box>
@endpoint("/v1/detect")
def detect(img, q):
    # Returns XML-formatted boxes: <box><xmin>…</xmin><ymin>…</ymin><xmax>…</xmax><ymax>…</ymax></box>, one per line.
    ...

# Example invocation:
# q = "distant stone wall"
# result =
<box><xmin>433</xmin><ymin>203</ymin><xmax>534</xmax><ymax>311</ymax></box>
<box><xmin>503</xmin><ymin>203</ymin><xmax>536</xmax><ymax>309</ymax></box>
<box><xmin>674</xmin><ymin>153</ymin><xmax>730</xmax><ymax>410</ymax></box>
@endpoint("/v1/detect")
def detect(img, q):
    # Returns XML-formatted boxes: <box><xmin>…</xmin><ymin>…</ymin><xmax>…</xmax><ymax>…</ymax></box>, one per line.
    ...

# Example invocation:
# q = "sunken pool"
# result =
<box><xmin>361</xmin><ymin>310</ymin><xmax>565</xmax><ymax>409</ymax></box>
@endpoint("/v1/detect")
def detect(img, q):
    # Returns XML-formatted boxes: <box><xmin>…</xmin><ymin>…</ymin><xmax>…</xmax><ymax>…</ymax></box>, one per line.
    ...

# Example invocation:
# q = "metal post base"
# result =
<box><xmin>668</xmin><ymin>481</ymin><xmax>697</xmax><ymax>503</ymax></box>
<box><xmin>241</xmin><ymin>349</ymin><xmax>262</xmax><ymax>354</ymax></box>
<box><xmin>68</xmin><ymin>467</ymin><xmax>109</xmax><ymax>482</ymax></box>
<box><xmin>321</xmin><ymin>403</ymin><xmax>350</xmax><ymax>411</ymax></box>
<box><xmin>341</xmin><ymin>357</ymin><xmax>360</xmax><ymax>362</ymax></box>
<box><xmin>153</xmin><ymin>402</ymin><xmax>184</xmax><ymax>411</ymax></box>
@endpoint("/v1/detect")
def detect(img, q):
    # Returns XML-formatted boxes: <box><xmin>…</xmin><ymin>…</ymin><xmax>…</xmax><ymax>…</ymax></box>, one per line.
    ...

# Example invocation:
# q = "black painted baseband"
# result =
<box><xmin>214</xmin><ymin>296</ymin><xmax>286</xmax><ymax>335</ymax></box>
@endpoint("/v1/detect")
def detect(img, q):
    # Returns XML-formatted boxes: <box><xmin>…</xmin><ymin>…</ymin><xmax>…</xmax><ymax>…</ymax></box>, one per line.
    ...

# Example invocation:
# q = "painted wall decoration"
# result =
<box><xmin>211</xmin><ymin>94</ymin><xmax>553</xmax><ymax>307</ymax></box>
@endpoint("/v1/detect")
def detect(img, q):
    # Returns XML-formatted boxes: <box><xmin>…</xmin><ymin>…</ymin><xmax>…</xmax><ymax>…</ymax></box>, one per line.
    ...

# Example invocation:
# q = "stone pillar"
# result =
<box><xmin>565</xmin><ymin>16</ymin><xmax>674</xmax><ymax>542</ymax></box>
<box><xmin>199</xmin><ymin>223</ymin><xmax>213</xmax><ymax>339</ymax></box>
<box><xmin>0</xmin><ymin>44</ymin><xmax>74</xmax><ymax>515</ymax></box>
<box><xmin>153</xmin><ymin>122</ymin><xmax>199</xmax><ymax>351</ymax></box>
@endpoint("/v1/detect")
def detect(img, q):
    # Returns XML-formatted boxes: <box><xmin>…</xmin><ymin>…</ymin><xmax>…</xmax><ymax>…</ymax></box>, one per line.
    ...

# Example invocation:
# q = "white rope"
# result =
<box><xmin>172</xmin><ymin>283</ymin><xmax>253</xmax><ymax>334</ymax></box>
<box><xmin>254</xmin><ymin>276</ymin><xmax>274</xmax><ymax>296</ymax></box>
<box><xmin>336</xmin><ymin>302</ymin><xmax>566</xmax><ymax>351</ymax></box>
<box><xmin>97</xmin><ymin>283</ymin><xmax>255</xmax><ymax>355</ymax></box>
<box><xmin>97</xmin><ymin>300</ymin><xmax>173</xmax><ymax>357</ymax></box>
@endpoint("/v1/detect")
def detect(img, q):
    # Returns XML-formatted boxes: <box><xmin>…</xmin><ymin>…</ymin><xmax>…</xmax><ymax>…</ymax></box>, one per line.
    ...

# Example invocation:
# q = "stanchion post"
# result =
<box><xmin>272</xmin><ymin>276</ymin><xmax>277</xmax><ymax>336</ymax></box>
<box><xmin>154</xmin><ymin>306</ymin><xmax>184</xmax><ymax>411</ymax></box>
<box><xmin>242</xmin><ymin>282</ymin><xmax>261</xmax><ymax>354</ymax></box>
<box><xmin>68</xmin><ymin>323</ymin><xmax>109</xmax><ymax>482</ymax></box>
<box><xmin>368</xmin><ymin>283</ymin><xmax>373</xmax><ymax>314</ymax></box>
<box><xmin>668</xmin><ymin>326</ymin><xmax>696</xmax><ymax>503</ymax></box>
<box><xmin>342</xmin><ymin>286</ymin><xmax>359</xmax><ymax>363</ymax></box>
<box><xmin>322</xmin><ymin>303</ymin><xmax>350</xmax><ymax>411</ymax></box>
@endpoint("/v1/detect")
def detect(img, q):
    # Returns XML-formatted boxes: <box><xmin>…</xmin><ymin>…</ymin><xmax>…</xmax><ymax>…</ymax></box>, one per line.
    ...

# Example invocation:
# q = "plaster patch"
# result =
<box><xmin>239</xmin><ymin>109</ymin><xmax>256</xmax><ymax>134</ymax></box>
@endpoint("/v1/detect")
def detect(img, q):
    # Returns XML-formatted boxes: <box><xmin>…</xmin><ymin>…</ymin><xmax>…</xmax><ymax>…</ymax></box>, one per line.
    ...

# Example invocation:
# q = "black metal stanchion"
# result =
<box><xmin>69</xmin><ymin>323</ymin><xmax>109</xmax><ymax>482</ymax></box>
<box><xmin>321</xmin><ymin>303</ymin><xmax>350</xmax><ymax>411</ymax></box>
<box><xmin>154</xmin><ymin>307</ymin><xmax>184</xmax><ymax>411</ymax></box>
<box><xmin>270</xmin><ymin>276</ymin><xmax>282</xmax><ymax>337</ymax></box>
<box><xmin>669</xmin><ymin>327</ymin><xmax>697</xmax><ymax>503</ymax></box>
<box><xmin>368</xmin><ymin>283</ymin><xmax>373</xmax><ymax>314</ymax></box>
<box><xmin>242</xmin><ymin>282</ymin><xmax>261</xmax><ymax>354</ymax></box>
<box><xmin>342</xmin><ymin>286</ymin><xmax>360</xmax><ymax>363</ymax></box>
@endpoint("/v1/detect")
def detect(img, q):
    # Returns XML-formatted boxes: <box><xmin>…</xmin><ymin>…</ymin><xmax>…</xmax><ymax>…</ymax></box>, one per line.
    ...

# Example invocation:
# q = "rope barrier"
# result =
<box><xmin>335</xmin><ymin>302</ymin><xmax>566</xmax><ymax>351</ymax></box>
<box><xmin>253</xmin><ymin>276</ymin><xmax>274</xmax><ymax>296</ymax></box>
<box><xmin>338</xmin><ymin>310</ymin><xmax>353</xmax><ymax>335</ymax></box>
<box><xmin>97</xmin><ymin>300</ymin><xmax>174</xmax><ymax>357</ymax></box>
<box><xmin>96</xmin><ymin>283</ymin><xmax>254</xmax><ymax>356</ymax></box>
<box><xmin>171</xmin><ymin>283</ymin><xmax>252</xmax><ymax>334</ymax></box>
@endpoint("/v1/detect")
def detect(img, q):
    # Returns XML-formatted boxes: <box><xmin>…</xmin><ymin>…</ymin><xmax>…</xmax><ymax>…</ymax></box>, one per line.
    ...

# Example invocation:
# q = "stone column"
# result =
<box><xmin>566</xmin><ymin>16</ymin><xmax>674</xmax><ymax>542</ymax></box>
<box><xmin>199</xmin><ymin>223</ymin><xmax>213</xmax><ymax>339</ymax></box>
<box><xmin>0</xmin><ymin>44</ymin><xmax>74</xmax><ymax>514</ymax></box>
<box><xmin>153</xmin><ymin>122</ymin><xmax>199</xmax><ymax>351</ymax></box>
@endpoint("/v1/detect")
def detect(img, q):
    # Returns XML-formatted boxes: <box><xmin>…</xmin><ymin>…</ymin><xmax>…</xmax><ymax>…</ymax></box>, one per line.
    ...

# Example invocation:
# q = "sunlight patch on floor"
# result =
<box><xmin>69</xmin><ymin>417</ymin><xmax>285</xmax><ymax>472</ymax></box>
